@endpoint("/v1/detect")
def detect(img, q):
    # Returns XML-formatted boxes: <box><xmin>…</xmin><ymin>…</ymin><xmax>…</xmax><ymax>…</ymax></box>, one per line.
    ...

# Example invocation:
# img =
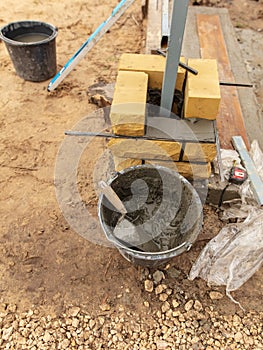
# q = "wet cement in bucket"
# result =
<box><xmin>100</xmin><ymin>166</ymin><xmax>202</xmax><ymax>255</ymax></box>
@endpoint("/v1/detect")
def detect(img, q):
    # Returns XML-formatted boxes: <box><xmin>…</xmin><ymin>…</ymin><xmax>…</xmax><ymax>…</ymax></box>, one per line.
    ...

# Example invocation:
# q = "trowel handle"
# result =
<box><xmin>98</xmin><ymin>181</ymin><xmax>127</xmax><ymax>215</ymax></box>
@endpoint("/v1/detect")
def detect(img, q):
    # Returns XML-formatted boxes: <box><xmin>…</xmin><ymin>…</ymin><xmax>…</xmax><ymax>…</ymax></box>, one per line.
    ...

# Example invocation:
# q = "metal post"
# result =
<box><xmin>160</xmin><ymin>0</ymin><xmax>189</xmax><ymax>112</ymax></box>
<box><xmin>161</xmin><ymin>0</ymin><xmax>170</xmax><ymax>49</ymax></box>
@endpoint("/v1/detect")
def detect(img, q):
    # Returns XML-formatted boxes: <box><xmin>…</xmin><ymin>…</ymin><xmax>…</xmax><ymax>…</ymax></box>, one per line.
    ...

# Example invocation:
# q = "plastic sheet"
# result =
<box><xmin>191</xmin><ymin>141</ymin><xmax>263</xmax><ymax>308</ymax></box>
<box><xmin>220</xmin><ymin>140</ymin><xmax>263</xmax><ymax>219</ymax></box>
<box><xmin>213</xmin><ymin>149</ymin><xmax>242</xmax><ymax>180</ymax></box>
<box><xmin>189</xmin><ymin>209</ymin><xmax>263</xmax><ymax>309</ymax></box>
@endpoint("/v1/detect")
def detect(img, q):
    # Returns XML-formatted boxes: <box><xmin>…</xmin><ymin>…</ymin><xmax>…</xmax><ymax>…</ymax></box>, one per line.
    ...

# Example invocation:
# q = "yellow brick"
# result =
<box><xmin>183</xmin><ymin>143</ymin><xmax>217</xmax><ymax>162</ymax></box>
<box><xmin>118</xmin><ymin>53</ymin><xmax>186</xmax><ymax>91</ymax></box>
<box><xmin>108</xmin><ymin>138</ymin><xmax>181</xmax><ymax>161</ymax></box>
<box><xmin>113</xmin><ymin>156</ymin><xmax>142</xmax><ymax>172</ymax></box>
<box><xmin>145</xmin><ymin>160</ymin><xmax>211</xmax><ymax>180</ymax></box>
<box><xmin>184</xmin><ymin>59</ymin><xmax>221</xmax><ymax>120</ymax></box>
<box><xmin>110</xmin><ymin>71</ymin><xmax>148</xmax><ymax>136</ymax></box>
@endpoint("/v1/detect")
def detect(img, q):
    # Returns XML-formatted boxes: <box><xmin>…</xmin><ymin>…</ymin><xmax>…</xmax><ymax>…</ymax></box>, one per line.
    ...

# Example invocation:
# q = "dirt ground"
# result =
<box><xmin>0</xmin><ymin>0</ymin><xmax>262</xmax><ymax>325</ymax></box>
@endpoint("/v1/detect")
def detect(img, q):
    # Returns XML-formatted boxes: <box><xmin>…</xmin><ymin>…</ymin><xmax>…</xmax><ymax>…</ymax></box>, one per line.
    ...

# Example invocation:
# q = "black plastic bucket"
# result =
<box><xmin>0</xmin><ymin>20</ymin><xmax>58</xmax><ymax>81</ymax></box>
<box><xmin>98</xmin><ymin>165</ymin><xmax>203</xmax><ymax>268</ymax></box>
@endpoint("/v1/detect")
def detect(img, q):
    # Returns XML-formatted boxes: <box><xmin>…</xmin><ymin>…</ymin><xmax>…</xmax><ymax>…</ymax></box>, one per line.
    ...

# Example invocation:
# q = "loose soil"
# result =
<box><xmin>0</xmin><ymin>0</ymin><xmax>262</xmax><ymax>325</ymax></box>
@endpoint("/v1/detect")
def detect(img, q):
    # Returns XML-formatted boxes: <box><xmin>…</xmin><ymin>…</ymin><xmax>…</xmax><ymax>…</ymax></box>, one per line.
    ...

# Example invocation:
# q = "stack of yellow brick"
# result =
<box><xmin>108</xmin><ymin>54</ymin><xmax>221</xmax><ymax>180</ymax></box>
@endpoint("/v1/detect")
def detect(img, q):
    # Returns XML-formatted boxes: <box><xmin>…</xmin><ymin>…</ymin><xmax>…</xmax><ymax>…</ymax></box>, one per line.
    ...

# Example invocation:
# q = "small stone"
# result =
<box><xmin>34</xmin><ymin>326</ymin><xmax>44</xmax><ymax>336</ymax></box>
<box><xmin>2</xmin><ymin>326</ymin><xmax>13</xmax><ymax>340</ymax></box>
<box><xmin>215</xmin><ymin>340</ymin><xmax>221</xmax><ymax>348</ymax></box>
<box><xmin>0</xmin><ymin>303</ymin><xmax>7</xmax><ymax>313</ymax></box>
<box><xmin>234</xmin><ymin>331</ymin><xmax>243</xmax><ymax>343</ymax></box>
<box><xmin>7</xmin><ymin>304</ymin><xmax>17</xmax><ymax>313</ymax></box>
<box><xmin>233</xmin><ymin>314</ymin><xmax>241</xmax><ymax>325</ymax></box>
<box><xmin>18</xmin><ymin>337</ymin><xmax>26</xmax><ymax>345</ymax></box>
<box><xmin>89</xmin><ymin>319</ymin><xmax>96</xmax><ymax>329</ymax></box>
<box><xmin>98</xmin><ymin>317</ymin><xmax>105</xmax><ymax>326</ymax></box>
<box><xmin>191</xmin><ymin>336</ymin><xmax>200</xmax><ymax>344</ymax></box>
<box><xmin>61</xmin><ymin>339</ymin><xmax>70</xmax><ymax>349</ymax></box>
<box><xmin>209</xmin><ymin>291</ymin><xmax>223</xmax><ymax>300</ymax></box>
<box><xmin>159</xmin><ymin>293</ymin><xmax>169</xmax><ymax>302</ymax></box>
<box><xmin>184</xmin><ymin>299</ymin><xmax>194</xmax><ymax>311</ymax></box>
<box><xmin>72</xmin><ymin>318</ymin><xmax>79</xmax><ymax>328</ymax></box>
<box><xmin>172</xmin><ymin>300</ymin><xmax>179</xmax><ymax>308</ymax></box>
<box><xmin>66</xmin><ymin>331</ymin><xmax>71</xmax><ymax>339</ymax></box>
<box><xmin>194</xmin><ymin>300</ymin><xmax>203</xmax><ymax>311</ymax></box>
<box><xmin>143</xmin><ymin>301</ymin><xmax>150</xmax><ymax>308</ymax></box>
<box><xmin>43</xmin><ymin>331</ymin><xmax>51</xmax><ymax>342</ymax></box>
<box><xmin>99</xmin><ymin>303</ymin><xmax>111</xmax><ymax>311</ymax></box>
<box><xmin>155</xmin><ymin>284</ymin><xmax>167</xmax><ymax>295</ymax></box>
<box><xmin>27</xmin><ymin>309</ymin><xmax>34</xmax><ymax>317</ymax></box>
<box><xmin>68</xmin><ymin>307</ymin><xmax>80</xmax><ymax>317</ymax></box>
<box><xmin>156</xmin><ymin>340</ymin><xmax>169</xmax><ymax>349</ymax></box>
<box><xmin>161</xmin><ymin>301</ymin><xmax>170</xmax><ymax>313</ymax></box>
<box><xmin>153</xmin><ymin>270</ymin><xmax>165</xmax><ymax>283</ymax></box>
<box><xmin>144</xmin><ymin>279</ymin><xmax>154</xmax><ymax>293</ymax></box>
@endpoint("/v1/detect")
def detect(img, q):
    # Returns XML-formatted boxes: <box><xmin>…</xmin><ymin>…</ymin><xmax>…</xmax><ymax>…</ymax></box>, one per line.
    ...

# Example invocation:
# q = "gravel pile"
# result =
<box><xmin>1</xmin><ymin>286</ymin><xmax>262</xmax><ymax>350</ymax></box>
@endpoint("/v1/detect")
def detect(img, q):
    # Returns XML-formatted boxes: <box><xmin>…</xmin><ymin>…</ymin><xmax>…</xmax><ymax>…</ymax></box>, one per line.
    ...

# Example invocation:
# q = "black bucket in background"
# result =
<box><xmin>98</xmin><ymin>165</ymin><xmax>203</xmax><ymax>268</ymax></box>
<box><xmin>0</xmin><ymin>21</ymin><xmax>58</xmax><ymax>82</ymax></box>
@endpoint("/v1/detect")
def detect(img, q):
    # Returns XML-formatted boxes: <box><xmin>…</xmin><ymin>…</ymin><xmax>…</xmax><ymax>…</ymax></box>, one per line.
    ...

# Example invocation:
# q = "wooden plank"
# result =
<box><xmin>145</xmin><ymin>0</ymin><xmax>162</xmax><ymax>54</ymax></box>
<box><xmin>232</xmin><ymin>136</ymin><xmax>263</xmax><ymax>206</ymax></box>
<box><xmin>182</xmin><ymin>7</ymin><xmax>262</xmax><ymax>150</ymax></box>
<box><xmin>196</xmin><ymin>14</ymin><xmax>250</xmax><ymax>150</ymax></box>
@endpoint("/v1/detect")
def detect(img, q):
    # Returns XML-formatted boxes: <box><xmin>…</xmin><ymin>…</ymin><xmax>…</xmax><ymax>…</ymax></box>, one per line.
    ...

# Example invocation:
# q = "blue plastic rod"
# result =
<box><xmin>47</xmin><ymin>0</ymin><xmax>135</xmax><ymax>91</ymax></box>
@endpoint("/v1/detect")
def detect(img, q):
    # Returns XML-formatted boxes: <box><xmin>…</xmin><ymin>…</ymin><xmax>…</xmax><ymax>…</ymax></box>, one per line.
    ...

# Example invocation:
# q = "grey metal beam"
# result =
<box><xmin>161</xmin><ymin>0</ymin><xmax>189</xmax><ymax>112</ymax></box>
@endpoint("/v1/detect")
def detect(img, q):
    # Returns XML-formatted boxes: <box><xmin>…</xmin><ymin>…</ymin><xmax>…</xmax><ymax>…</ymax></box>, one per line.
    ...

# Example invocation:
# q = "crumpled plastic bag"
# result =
<box><xmin>220</xmin><ymin>140</ymin><xmax>263</xmax><ymax>221</ymax></box>
<box><xmin>213</xmin><ymin>149</ymin><xmax>242</xmax><ymax>180</ymax></box>
<box><xmin>189</xmin><ymin>209</ymin><xmax>263</xmax><ymax>309</ymax></box>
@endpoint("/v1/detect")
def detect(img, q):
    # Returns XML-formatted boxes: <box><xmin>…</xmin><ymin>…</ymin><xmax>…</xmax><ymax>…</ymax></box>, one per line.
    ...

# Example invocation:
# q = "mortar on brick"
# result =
<box><xmin>113</xmin><ymin>156</ymin><xmax>142</xmax><ymax>172</ymax></box>
<box><xmin>183</xmin><ymin>143</ymin><xmax>217</xmax><ymax>162</ymax></box>
<box><xmin>145</xmin><ymin>160</ymin><xmax>212</xmax><ymax>180</ymax></box>
<box><xmin>108</xmin><ymin>138</ymin><xmax>182</xmax><ymax>161</ymax></box>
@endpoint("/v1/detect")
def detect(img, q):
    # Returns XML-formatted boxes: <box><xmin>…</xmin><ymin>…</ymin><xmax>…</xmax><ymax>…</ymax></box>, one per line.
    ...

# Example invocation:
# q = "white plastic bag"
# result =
<box><xmin>213</xmin><ymin>149</ymin><xmax>241</xmax><ymax>180</ymax></box>
<box><xmin>189</xmin><ymin>209</ymin><xmax>263</xmax><ymax>308</ymax></box>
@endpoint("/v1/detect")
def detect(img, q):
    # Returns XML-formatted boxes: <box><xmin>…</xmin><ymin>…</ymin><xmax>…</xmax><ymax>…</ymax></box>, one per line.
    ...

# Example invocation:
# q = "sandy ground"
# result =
<box><xmin>0</xmin><ymin>0</ymin><xmax>262</xmax><ymax>331</ymax></box>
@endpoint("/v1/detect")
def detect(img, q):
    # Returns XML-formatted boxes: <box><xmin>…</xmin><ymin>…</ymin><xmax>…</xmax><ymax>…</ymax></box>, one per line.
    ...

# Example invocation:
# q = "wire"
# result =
<box><xmin>218</xmin><ymin>183</ymin><xmax>230</xmax><ymax>208</ymax></box>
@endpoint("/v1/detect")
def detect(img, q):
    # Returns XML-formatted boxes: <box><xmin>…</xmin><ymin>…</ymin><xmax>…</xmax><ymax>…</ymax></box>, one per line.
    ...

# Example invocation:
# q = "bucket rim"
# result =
<box><xmin>106</xmin><ymin>232</ymin><xmax>191</xmax><ymax>256</ymax></box>
<box><xmin>98</xmin><ymin>164</ymin><xmax>203</xmax><ymax>256</ymax></box>
<box><xmin>0</xmin><ymin>20</ymin><xmax>58</xmax><ymax>46</ymax></box>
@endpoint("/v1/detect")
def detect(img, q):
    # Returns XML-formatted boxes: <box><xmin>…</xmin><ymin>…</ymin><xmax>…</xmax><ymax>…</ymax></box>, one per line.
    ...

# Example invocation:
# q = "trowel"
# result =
<box><xmin>99</xmin><ymin>181</ymin><xmax>160</xmax><ymax>252</ymax></box>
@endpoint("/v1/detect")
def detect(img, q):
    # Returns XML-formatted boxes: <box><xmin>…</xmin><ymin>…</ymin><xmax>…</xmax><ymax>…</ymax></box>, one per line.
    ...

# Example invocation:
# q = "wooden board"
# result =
<box><xmin>145</xmin><ymin>0</ymin><xmax>162</xmax><ymax>54</ymax></box>
<box><xmin>196</xmin><ymin>14</ymin><xmax>250</xmax><ymax>150</ymax></box>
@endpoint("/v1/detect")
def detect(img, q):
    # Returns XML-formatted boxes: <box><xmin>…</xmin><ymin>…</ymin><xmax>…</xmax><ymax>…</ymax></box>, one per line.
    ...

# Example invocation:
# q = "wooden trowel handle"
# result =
<box><xmin>98</xmin><ymin>181</ymin><xmax>127</xmax><ymax>215</ymax></box>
